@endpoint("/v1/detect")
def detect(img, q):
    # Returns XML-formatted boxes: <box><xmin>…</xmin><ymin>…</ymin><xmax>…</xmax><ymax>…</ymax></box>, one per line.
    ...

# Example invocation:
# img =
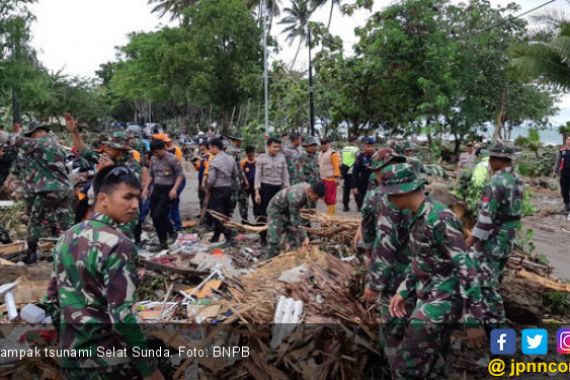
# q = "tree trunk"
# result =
<box><xmin>494</xmin><ymin>89</ymin><xmax>507</xmax><ymax>142</ymax></box>
<box><xmin>327</xmin><ymin>0</ymin><xmax>334</xmax><ymax>30</ymax></box>
<box><xmin>453</xmin><ymin>133</ymin><xmax>462</xmax><ymax>155</ymax></box>
<box><xmin>290</xmin><ymin>39</ymin><xmax>302</xmax><ymax>70</ymax></box>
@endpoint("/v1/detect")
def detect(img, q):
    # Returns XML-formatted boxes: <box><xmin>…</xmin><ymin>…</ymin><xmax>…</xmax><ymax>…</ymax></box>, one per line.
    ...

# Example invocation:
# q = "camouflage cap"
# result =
<box><xmin>104</xmin><ymin>130</ymin><xmax>131</xmax><ymax>150</ymax></box>
<box><xmin>489</xmin><ymin>143</ymin><xmax>514</xmax><ymax>159</ymax></box>
<box><xmin>379</xmin><ymin>163</ymin><xmax>428</xmax><ymax>195</ymax></box>
<box><xmin>23</xmin><ymin>122</ymin><xmax>50</xmax><ymax>137</ymax></box>
<box><xmin>370</xmin><ymin>148</ymin><xmax>406</xmax><ymax>171</ymax></box>
<box><xmin>302</xmin><ymin>136</ymin><xmax>319</xmax><ymax>147</ymax></box>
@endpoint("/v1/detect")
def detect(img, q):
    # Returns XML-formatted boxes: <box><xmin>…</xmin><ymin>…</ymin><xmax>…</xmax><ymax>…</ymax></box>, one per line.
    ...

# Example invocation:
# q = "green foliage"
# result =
<box><xmin>511</xmin><ymin>14</ymin><xmax>570</xmax><ymax>90</ymax></box>
<box><xmin>108</xmin><ymin>0</ymin><xmax>262</xmax><ymax>129</ymax></box>
<box><xmin>514</xmin><ymin>227</ymin><xmax>536</xmax><ymax>256</ymax></box>
<box><xmin>522</xmin><ymin>189</ymin><xmax>535</xmax><ymax>216</ymax></box>
<box><xmin>559</xmin><ymin>122</ymin><xmax>570</xmax><ymax>141</ymax></box>
<box><xmin>544</xmin><ymin>291</ymin><xmax>570</xmax><ymax>316</ymax></box>
<box><xmin>311</xmin><ymin>0</ymin><xmax>555</xmax><ymax>143</ymax></box>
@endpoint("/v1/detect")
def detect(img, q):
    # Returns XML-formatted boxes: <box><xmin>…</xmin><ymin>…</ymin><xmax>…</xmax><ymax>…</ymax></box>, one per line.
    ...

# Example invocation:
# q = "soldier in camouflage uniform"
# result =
<box><xmin>297</xmin><ymin>137</ymin><xmax>321</xmax><ymax>212</ymax></box>
<box><xmin>360</xmin><ymin>149</ymin><xmax>410</xmax><ymax>367</ymax></box>
<box><xmin>225</xmin><ymin>133</ymin><xmax>250</xmax><ymax>222</ymax></box>
<box><xmin>265</xmin><ymin>182</ymin><xmax>325</xmax><ymax>258</ymax></box>
<box><xmin>0</xmin><ymin>123</ymin><xmax>73</xmax><ymax>264</ymax></box>
<box><xmin>383</xmin><ymin>164</ymin><xmax>486</xmax><ymax>379</ymax></box>
<box><xmin>403</xmin><ymin>141</ymin><xmax>427</xmax><ymax>175</ymax></box>
<box><xmin>283</xmin><ymin>132</ymin><xmax>302</xmax><ymax>185</ymax></box>
<box><xmin>467</xmin><ymin>143</ymin><xmax>523</xmax><ymax>325</ymax></box>
<box><xmin>0</xmin><ymin>142</ymin><xmax>17</xmax><ymax>190</ymax></box>
<box><xmin>360</xmin><ymin>149</ymin><xmax>407</xmax><ymax>254</ymax></box>
<box><xmin>65</xmin><ymin>114</ymin><xmax>143</xmax><ymax>240</ymax></box>
<box><xmin>298</xmin><ymin>137</ymin><xmax>320</xmax><ymax>185</ymax></box>
<box><xmin>45</xmin><ymin>165</ymin><xmax>163</xmax><ymax>380</ymax></box>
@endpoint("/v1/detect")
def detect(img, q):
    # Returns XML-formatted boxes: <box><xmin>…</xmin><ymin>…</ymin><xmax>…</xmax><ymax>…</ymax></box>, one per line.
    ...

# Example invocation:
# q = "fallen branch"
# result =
<box><xmin>207</xmin><ymin>209</ymin><xmax>268</xmax><ymax>232</ymax></box>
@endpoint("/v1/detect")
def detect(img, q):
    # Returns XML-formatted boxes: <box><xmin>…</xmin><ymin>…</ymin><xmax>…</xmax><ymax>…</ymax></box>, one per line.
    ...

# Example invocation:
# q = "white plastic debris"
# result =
<box><xmin>0</xmin><ymin>282</ymin><xmax>19</xmax><ymax>320</ymax></box>
<box><xmin>271</xmin><ymin>296</ymin><xmax>304</xmax><ymax>348</ymax></box>
<box><xmin>278</xmin><ymin>265</ymin><xmax>309</xmax><ymax>283</ymax></box>
<box><xmin>20</xmin><ymin>304</ymin><xmax>46</xmax><ymax>324</ymax></box>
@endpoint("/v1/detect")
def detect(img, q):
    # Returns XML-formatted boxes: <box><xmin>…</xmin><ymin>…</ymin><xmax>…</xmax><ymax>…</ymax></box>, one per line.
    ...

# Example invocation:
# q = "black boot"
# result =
<box><xmin>565</xmin><ymin>203</ymin><xmax>570</xmax><ymax>212</ymax></box>
<box><xmin>149</xmin><ymin>242</ymin><xmax>169</xmax><ymax>253</ymax></box>
<box><xmin>210</xmin><ymin>233</ymin><xmax>221</xmax><ymax>243</ymax></box>
<box><xmin>23</xmin><ymin>240</ymin><xmax>38</xmax><ymax>264</ymax></box>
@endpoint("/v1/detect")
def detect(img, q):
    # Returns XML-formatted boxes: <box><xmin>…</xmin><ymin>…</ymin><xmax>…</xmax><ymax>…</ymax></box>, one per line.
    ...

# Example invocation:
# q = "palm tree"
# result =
<box><xmin>310</xmin><ymin>0</ymin><xmax>340</xmax><ymax>30</ymax></box>
<box><xmin>279</xmin><ymin>0</ymin><xmax>312</xmax><ymax>69</ymax></box>
<box><xmin>511</xmin><ymin>13</ymin><xmax>570</xmax><ymax>90</ymax></box>
<box><xmin>246</xmin><ymin>0</ymin><xmax>281</xmax><ymax>33</ymax></box>
<box><xmin>147</xmin><ymin>0</ymin><xmax>197</xmax><ymax>21</ymax></box>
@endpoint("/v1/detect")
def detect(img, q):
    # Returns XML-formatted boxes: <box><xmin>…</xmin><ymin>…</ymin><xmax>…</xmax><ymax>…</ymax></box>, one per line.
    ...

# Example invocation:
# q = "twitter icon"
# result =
<box><xmin>522</xmin><ymin>329</ymin><xmax>548</xmax><ymax>355</ymax></box>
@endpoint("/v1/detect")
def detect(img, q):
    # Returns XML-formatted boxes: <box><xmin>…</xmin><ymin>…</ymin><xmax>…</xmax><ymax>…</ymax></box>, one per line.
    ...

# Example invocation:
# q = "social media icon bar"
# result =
<box><xmin>557</xmin><ymin>328</ymin><xmax>570</xmax><ymax>354</ymax></box>
<box><xmin>490</xmin><ymin>329</ymin><xmax>516</xmax><ymax>355</ymax></box>
<box><xmin>522</xmin><ymin>329</ymin><xmax>548</xmax><ymax>355</ymax></box>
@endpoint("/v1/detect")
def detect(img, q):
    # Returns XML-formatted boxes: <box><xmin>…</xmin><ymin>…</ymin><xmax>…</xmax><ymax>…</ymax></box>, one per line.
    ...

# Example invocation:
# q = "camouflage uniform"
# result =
<box><xmin>298</xmin><ymin>152</ymin><xmax>320</xmax><ymax>185</ymax></box>
<box><xmin>225</xmin><ymin>142</ymin><xmax>249</xmax><ymax>221</ymax></box>
<box><xmin>0</xmin><ymin>225</ymin><xmax>10</xmax><ymax>244</ymax></box>
<box><xmin>366</xmin><ymin>192</ymin><xmax>414</xmax><ymax>365</ymax></box>
<box><xmin>380</xmin><ymin>164</ymin><xmax>483</xmax><ymax>379</ymax></box>
<box><xmin>283</xmin><ymin>144</ymin><xmax>302</xmax><ymax>185</ymax></box>
<box><xmin>470</xmin><ymin>144</ymin><xmax>523</xmax><ymax>325</ymax></box>
<box><xmin>0</xmin><ymin>144</ymin><xmax>17</xmax><ymax>188</ymax></box>
<box><xmin>45</xmin><ymin>213</ymin><xmax>157</xmax><ymax>379</ymax></box>
<box><xmin>362</xmin><ymin>149</ymin><xmax>411</xmax><ymax>364</ymax></box>
<box><xmin>266</xmin><ymin>183</ymin><xmax>311</xmax><ymax>257</ymax></box>
<box><xmin>80</xmin><ymin>131</ymin><xmax>142</xmax><ymax>239</ymax></box>
<box><xmin>403</xmin><ymin>142</ymin><xmax>427</xmax><ymax>176</ymax></box>
<box><xmin>0</xmin><ymin>126</ymin><xmax>73</xmax><ymax>261</ymax></box>
<box><xmin>298</xmin><ymin>137</ymin><xmax>320</xmax><ymax>186</ymax></box>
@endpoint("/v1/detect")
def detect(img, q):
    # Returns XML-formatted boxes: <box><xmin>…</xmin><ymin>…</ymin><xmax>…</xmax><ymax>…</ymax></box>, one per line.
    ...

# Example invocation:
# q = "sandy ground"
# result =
<box><xmin>179</xmin><ymin>163</ymin><xmax>570</xmax><ymax>280</ymax></box>
<box><xmin>523</xmin><ymin>188</ymin><xmax>570</xmax><ymax>281</ymax></box>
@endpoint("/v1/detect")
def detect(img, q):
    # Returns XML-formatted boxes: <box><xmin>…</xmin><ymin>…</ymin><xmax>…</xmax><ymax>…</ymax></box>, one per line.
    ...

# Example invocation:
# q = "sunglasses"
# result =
<box><xmin>101</xmin><ymin>166</ymin><xmax>132</xmax><ymax>183</ymax></box>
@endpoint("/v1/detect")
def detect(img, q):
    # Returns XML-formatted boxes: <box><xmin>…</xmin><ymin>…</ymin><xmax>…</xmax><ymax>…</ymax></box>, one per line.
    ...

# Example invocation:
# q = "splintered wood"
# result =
<box><xmin>225</xmin><ymin>247</ymin><xmax>375</xmax><ymax>329</ymax></box>
<box><xmin>172</xmin><ymin>247</ymin><xmax>380</xmax><ymax>380</ymax></box>
<box><xmin>207</xmin><ymin>209</ymin><xmax>268</xmax><ymax>233</ymax></box>
<box><xmin>300</xmin><ymin>210</ymin><xmax>360</xmax><ymax>245</ymax></box>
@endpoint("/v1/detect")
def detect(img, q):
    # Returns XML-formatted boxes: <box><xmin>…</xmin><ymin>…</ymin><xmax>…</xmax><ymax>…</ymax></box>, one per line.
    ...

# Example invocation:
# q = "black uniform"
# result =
<box><xmin>351</xmin><ymin>152</ymin><xmax>373</xmax><ymax>210</ymax></box>
<box><xmin>555</xmin><ymin>147</ymin><xmax>570</xmax><ymax>209</ymax></box>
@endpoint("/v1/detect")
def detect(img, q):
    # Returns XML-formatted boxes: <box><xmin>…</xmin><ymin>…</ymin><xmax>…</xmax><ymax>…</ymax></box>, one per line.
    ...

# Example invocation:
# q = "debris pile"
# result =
<box><xmin>300</xmin><ymin>210</ymin><xmax>360</xmax><ymax>246</ymax></box>
<box><xmin>168</xmin><ymin>247</ymin><xmax>379</xmax><ymax>379</ymax></box>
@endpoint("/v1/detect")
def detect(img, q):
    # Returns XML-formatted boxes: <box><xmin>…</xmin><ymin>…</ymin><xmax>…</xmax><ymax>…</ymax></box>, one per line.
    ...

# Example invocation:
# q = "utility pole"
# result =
<box><xmin>308</xmin><ymin>24</ymin><xmax>315</xmax><ymax>136</ymax></box>
<box><xmin>262</xmin><ymin>0</ymin><xmax>269</xmax><ymax>134</ymax></box>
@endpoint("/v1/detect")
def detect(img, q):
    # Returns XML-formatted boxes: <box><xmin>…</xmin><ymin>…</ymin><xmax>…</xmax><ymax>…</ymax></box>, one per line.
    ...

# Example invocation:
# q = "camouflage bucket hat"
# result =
<box><xmin>302</xmin><ymin>136</ymin><xmax>319</xmax><ymax>147</ymax></box>
<box><xmin>104</xmin><ymin>131</ymin><xmax>131</xmax><ymax>150</ymax></box>
<box><xmin>370</xmin><ymin>148</ymin><xmax>406</xmax><ymax>171</ymax></box>
<box><xmin>228</xmin><ymin>131</ymin><xmax>243</xmax><ymax>141</ymax></box>
<box><xmin>379</xmin><ymin>163</ymin><xmax>428</xmax><ymax>195</ymax></box>
<box><xmin>23</xmin><ymin>123</ymin><xmax>50</xmax><ymax>137</ymax></box>
<box><xmin>489</xmin><ymin>143</ymin><xmax>514</xmax><ymax>159</ymax></box>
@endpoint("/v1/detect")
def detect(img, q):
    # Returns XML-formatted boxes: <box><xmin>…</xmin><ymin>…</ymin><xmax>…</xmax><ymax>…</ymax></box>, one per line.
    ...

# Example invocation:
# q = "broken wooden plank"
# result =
<box><xmin>0</xmin><ymin>258</ymin><xmax>15</xmax><ymax>266</ymax></box>
<box><xmin>516</xmin><ymin>269</ymin><xmax>570</xmax><ymax>292</ymax></box>
<box><xmin>140</xmin><ymin>258</ymin><xmax>207</xmax><ymax>280</ymax></box>
<box><xmin>0</xmin><ymin>241</ymin><xmax>26</xmax><ymax>256</ymax></box>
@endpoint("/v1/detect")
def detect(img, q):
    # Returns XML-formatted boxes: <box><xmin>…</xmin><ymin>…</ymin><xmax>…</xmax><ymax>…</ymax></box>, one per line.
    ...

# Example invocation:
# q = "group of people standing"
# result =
<box><xmin>357</xmin><ymin>142</ymin><xmax>524</xmax><ymax>378</ymax></box>
<box><xmin>191</xmin><ymin>132</ymin><xmax>341</xmax><ymax>253</ymax></box>
<box><xmin>0</xmin><ymin>115</ymin><xmax>562</xmax><ymax>380</ymax></box>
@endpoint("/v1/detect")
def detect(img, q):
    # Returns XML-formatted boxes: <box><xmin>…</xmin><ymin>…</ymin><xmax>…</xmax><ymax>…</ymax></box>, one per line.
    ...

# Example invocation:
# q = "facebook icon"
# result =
<box><xmin>490</xmin><ymin>329</ymin><xmax>516</xmax><ymax>355</ymax></box>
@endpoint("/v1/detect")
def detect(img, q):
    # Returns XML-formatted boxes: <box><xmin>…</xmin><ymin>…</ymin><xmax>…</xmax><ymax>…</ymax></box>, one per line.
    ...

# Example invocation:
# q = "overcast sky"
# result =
<box><xmin>28</xmin><ymin>0</ymin><xmax>569</xmax><ymax>125</ymax></box>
